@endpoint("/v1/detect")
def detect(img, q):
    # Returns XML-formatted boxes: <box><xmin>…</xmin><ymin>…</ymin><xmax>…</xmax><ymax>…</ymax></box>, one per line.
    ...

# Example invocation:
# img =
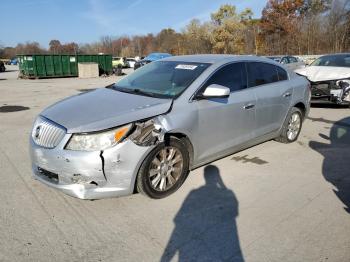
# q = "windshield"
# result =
<box><xmin>311</xmin><ymin>54</ymin><xmax>350</xmax><ymax>67</ymax></box>
<box><xmin>113</xmin><ymin>61</ymin><xmax>210</xmax><ymax>98</ymax></box>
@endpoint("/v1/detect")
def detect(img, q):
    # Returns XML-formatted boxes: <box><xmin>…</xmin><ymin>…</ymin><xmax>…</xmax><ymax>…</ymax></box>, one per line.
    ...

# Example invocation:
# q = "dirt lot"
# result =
<box><xmin>0</xmin><ymin>65</ymin><xmax>349</xmax><ymax>262</ymax></box>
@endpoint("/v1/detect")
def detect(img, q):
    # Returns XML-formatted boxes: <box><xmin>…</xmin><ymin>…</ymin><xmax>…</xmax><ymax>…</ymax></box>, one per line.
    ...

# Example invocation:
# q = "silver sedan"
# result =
<box><xmin>30</xmin><ymin>55</ymin><xmax>310</xmax><ymax>199</ymax></box>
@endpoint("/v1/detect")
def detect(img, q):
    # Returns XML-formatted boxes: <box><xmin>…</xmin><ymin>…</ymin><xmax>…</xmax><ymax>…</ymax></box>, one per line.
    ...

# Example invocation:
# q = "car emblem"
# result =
<box><xmin>35</xmin><ymin>125</ymin><xmax>41</xmax><ymax>139</ymax></box>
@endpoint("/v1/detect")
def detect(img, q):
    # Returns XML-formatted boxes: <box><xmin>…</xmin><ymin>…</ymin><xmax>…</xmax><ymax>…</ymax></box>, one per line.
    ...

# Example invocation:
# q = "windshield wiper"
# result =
<box><xmin>113</xmin><ymin>86</ymin><xmax>160</xmax><ymax>98</ymax></box>
<box><xmin>130</xmin><ymin>88</ymin><xmax>159</xmax><ymax>97</ymax></box>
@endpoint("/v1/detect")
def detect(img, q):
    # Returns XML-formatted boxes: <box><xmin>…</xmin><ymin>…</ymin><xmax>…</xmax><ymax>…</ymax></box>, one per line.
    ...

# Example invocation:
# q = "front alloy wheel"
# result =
<box><xmin>136</xmin><ymin>137</ymin><xmax>189</xmax><ymax>199</ymax></box>
<box><xmin>149</xmin><ymin>147</ymin><xmax>184</xmax><ymax>191</ymax></box>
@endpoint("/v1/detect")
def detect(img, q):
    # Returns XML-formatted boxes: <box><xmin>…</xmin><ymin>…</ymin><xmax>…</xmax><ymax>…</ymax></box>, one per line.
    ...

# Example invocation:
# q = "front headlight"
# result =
<box><xmin>65</xmin><ymin>124</ymin><xmax>132</xmax><ymax>151</ymax></box>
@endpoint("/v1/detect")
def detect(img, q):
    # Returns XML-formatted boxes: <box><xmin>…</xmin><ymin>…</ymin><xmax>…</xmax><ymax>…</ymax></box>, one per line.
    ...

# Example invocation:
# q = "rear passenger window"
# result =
<box><xmin>247</xmin><ymin>62</ymin><xmax>279</xmax><ymax>87</ymax></box>
<box><xmin>276</xmin><ymin>66</ymin><xmax>288</xmax><ymax>81</ymax></box>
<box><xmin>203</xmin><ymin>62</ymin><xmax>247</xmax><ymax>92</ymax></box>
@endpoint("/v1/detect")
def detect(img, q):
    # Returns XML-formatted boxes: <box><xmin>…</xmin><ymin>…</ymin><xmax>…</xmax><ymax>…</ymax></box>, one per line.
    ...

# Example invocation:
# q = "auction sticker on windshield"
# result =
<box><xmin>175</xmin><ymin>64</ymin><xmax>198</xmax><ymax>70</ymax></box>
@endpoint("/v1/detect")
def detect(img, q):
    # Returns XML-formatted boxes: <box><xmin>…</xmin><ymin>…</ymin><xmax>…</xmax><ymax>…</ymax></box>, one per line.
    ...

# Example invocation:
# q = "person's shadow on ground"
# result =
<box><xmin>309</xmin><ymin>117</ymin><xmax>350</xmax><ymax>213</ymax></box>
<box><xmin>160</xmin><ymin>165</ymin><xmax>244</xmax><ymax>262</ymax></box>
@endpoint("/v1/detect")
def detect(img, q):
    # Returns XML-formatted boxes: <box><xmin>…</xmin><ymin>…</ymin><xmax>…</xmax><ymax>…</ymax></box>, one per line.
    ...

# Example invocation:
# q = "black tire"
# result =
<box><xmin>136</xmin><ymin>137</ymin><xmax>190</xmax><ymax>199</ymax></box>
<box><xmin>276</xmin><ymin>107</ymin><xmax>303</xmax><ymax>144</ymax></box>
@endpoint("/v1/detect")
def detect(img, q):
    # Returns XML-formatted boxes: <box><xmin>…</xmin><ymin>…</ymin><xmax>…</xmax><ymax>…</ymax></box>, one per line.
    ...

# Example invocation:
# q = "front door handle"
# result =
<box><xmin>283</xmin><ymin>92</ymin><xmax>292</xmax><ymax>98</ymax></box>
<box><xmin>243</xmin><ymin>104</ymin><xmax>255</xmax><ymax>110</ymax></box>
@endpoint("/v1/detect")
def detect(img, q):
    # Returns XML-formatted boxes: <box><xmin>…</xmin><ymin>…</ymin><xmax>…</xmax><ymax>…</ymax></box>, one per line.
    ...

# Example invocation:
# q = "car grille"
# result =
<box><xmin>32</xmin><ymin>117</ymin><xmax>66</xmax><ymax>148</ymax></box>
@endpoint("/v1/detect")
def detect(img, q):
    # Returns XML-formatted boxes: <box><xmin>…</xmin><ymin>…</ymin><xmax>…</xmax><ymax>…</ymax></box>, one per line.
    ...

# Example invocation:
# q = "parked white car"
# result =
<box><xmin>295</xmin><ymin>53</ymin><xmax>350</xmax><ymax>105</ymax></box>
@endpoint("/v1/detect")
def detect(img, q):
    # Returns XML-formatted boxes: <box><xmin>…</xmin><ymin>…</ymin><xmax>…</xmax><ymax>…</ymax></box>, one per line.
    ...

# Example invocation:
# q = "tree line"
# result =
<box><xmin>1</xmin><ymin>0</ymin><xmax>349</xmax><ymax>59</ymax></box>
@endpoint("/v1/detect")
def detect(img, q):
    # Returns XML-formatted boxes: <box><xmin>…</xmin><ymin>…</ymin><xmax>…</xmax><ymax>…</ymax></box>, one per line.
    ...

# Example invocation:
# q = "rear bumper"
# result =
<box><xmin>30</xmin><ymin>135</ymin><xmax>154</xmax><ymax>199</ymax></box>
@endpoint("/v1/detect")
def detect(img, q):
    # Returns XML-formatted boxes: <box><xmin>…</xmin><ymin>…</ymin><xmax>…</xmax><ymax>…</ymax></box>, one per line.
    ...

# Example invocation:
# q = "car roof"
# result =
<box><xmin>162</xmin><ymin>54</ymin><xmax>279</xmax><ymax>65</ymax></box>
<box><xmin>319</xmin><ymin>53</ymin><xmax>350</xmax><ymax>57</ymax></box>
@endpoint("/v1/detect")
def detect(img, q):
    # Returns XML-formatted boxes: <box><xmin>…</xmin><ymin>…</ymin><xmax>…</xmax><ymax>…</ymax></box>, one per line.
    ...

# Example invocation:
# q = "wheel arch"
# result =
<box><xmin>164</xmin><ymin>132</ymin><xmax>194</xmax><ymax>169</ymax></box>
<box><xmin>293</xmin><ymin>102</ymin><xmax>307</xmax><ymax>118</ymax></box>
<box><xmin>132</xmin><ymin>131</ymin><xmax>194</xmax><ymax>194</ymax></box>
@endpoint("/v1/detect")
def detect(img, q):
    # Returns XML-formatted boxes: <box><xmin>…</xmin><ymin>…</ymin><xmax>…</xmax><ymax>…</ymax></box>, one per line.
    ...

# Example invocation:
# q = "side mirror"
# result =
<box><xmin>199</xmin><ymin>84</ymin><xmax>230</xmax><ymax>99</ymax></box>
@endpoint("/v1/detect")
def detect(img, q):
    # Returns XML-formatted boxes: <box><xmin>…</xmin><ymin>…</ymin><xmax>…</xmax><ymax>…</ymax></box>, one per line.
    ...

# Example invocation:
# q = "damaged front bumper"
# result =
<box><xmin>311</xmin><ymin>79</ymin><xmax>350</xmax><ymax>104</ymax></box>
<box><xmin>30</xmin><ymin>133</ymin><xmax>154</xmax><ymax>199</ymax></box>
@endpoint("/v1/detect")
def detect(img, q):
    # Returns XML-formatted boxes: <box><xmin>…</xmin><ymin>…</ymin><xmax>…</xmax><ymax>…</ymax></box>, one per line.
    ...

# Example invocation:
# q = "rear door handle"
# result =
<box><xmin>243</xmin><ymin>104</ymin><xmax>255</xmax><ymax>110</ymax></box>
<box><xmin>283</xmin><ymin>92</ymin><xmax>292</xmax><ymax>98</ymax></box>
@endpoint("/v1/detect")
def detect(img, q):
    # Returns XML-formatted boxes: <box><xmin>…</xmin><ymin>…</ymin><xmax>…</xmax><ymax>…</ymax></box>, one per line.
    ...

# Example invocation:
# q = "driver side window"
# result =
<box><xmin>202</xmin><ymin>62</ymin><xmax>247</xmax><ymax>93</ymax></box>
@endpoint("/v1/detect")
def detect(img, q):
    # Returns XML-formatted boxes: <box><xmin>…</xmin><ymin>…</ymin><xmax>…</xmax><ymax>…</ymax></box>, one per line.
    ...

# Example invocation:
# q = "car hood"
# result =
<box><xmin>41</xmin><ymin>88</ymin><xmax>172</xmax><ymax>133</ymax></box>
<box><xmin>295</xmin><ymin>66</ymin><xmax>350</xmax><ymax>82</ymax></box>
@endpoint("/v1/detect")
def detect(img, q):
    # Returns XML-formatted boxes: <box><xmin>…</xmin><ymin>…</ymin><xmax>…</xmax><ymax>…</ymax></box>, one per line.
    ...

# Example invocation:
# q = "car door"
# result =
<box><xmin>193</xmin><ymin>62</ymin><xmax>256</xmax><ymax>163</ymax></box>
<box><xmin>247</xmin><ymin>62</ymin><xmax>292</xmax><ymax>137</ymax></box>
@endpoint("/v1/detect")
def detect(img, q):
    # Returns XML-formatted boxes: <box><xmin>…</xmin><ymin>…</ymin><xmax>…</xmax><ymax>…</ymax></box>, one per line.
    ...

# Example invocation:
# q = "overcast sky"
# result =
<box><xmin>0</xmin><ymin>0</ymin><xmax>267</xmax><ymax>47</ymax></box>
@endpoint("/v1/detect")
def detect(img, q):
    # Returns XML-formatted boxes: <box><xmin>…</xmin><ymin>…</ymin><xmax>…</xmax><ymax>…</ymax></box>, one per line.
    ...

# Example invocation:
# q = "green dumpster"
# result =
<box><xmin>18</xmin><ymin>54</ymin><xmax>112</xmax><ymax>78</ymax></box>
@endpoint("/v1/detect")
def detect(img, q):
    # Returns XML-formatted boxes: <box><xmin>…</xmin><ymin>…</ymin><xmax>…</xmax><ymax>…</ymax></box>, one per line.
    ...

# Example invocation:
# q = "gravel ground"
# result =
<box><xmin>0</xmin><ymin>65</ymin><xmax>349</xmax><ymax>262</ymax></box>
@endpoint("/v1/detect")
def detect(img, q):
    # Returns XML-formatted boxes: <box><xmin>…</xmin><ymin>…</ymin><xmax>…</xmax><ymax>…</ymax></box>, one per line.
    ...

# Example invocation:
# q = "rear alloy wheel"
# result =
<box><xmin>286</xmin><ymin>112</ymin><xmax>302</xmax><ymax>141</ymax></box>
<box><xmin>136</xmin><ymin>137</ymin><xmax>189</xmax><ymax>199</ymax></box>
<box><xmin>276</xmin><ymin>107</ymin><xmax>303</xmax><ymax>143</ymax></box>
